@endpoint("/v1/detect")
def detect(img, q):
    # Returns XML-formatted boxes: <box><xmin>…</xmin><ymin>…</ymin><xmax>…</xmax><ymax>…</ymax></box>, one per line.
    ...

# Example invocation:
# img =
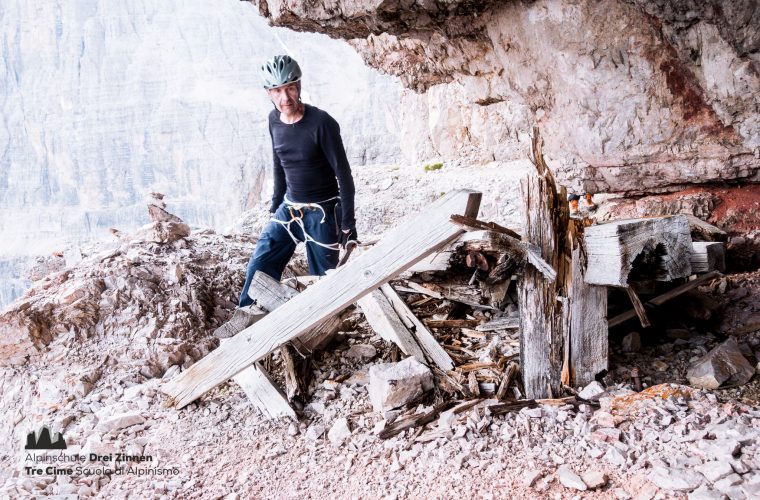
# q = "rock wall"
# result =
<box><xmin>253</xmin><ymin>0</ymin><xmax>760</xmax><ymax>194</ymax></box>
<box><xmin>0</xmin><ymin>0</ymin><xmax>403</xmax><ymax>306</ymax></box>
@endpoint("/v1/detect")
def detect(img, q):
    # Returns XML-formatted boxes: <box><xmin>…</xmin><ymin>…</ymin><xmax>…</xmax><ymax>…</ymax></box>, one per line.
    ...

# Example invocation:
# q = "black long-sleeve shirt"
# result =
<box><xmin>268</xmin><ymin>104</ymin><xmax>355</xmax><ymax>230</ymax></box>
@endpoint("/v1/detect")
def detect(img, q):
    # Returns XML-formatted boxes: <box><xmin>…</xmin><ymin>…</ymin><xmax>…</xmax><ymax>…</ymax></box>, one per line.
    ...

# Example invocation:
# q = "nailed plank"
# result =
<box><xmin>584</xmin><ymin>215</ymin><xmax>693</xmax><ymax>286</ymax></box>
<box><xmin>380</xmin><ymin>283</ymin><xmax>455</xmax><ymax>371</ymax></box>
<box><xmin>568</xmin><ymin>229</ymin><xmax>608</xmax><ymax>387</ymax></box>
<box><xmin>162</xmin><ymin>190</ymin><xmax>481</xmax><ymax>408</ymax></box>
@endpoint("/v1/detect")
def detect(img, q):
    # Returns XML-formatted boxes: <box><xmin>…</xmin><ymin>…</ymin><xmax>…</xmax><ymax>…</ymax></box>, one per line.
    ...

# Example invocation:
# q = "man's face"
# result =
<box><xmin>267</xmin><ymin>82</ymin><xmax>300</xmax><ymax>114</ymax></box>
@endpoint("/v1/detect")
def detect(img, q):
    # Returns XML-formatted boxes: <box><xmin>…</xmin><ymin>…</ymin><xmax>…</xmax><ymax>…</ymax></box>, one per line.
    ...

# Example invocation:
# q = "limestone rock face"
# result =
<box><xmin>0</xmin><ymin>0</ymin><xmax>402</xmax><ymax>306</ymax></box>
<box><xmin>253</xmin><ymin>0</ymin><xmax>760</xmax><ymax>194</ymax></box>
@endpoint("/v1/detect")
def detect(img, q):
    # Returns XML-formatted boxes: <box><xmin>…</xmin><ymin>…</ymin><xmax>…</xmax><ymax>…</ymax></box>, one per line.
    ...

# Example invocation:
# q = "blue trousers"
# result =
<box><xmin>238</xmin><ymin>201</ymin><xmax>341</xmax><ymax>307</ymax></box>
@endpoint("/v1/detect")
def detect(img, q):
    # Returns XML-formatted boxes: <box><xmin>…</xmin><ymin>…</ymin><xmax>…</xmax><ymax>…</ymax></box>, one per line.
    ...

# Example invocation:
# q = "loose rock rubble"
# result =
<box><xmin>1</xmin><ymin>195</ymin><xmax>759</xmax><ymax>499</ymax></box>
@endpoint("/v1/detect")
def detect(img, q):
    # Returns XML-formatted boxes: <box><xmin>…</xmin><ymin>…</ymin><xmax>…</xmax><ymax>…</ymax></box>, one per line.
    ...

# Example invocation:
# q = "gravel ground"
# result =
<box><xmin>2</xmin><ymin>162</ymin><xmax>759</xmax><ymax>499</ymax></box>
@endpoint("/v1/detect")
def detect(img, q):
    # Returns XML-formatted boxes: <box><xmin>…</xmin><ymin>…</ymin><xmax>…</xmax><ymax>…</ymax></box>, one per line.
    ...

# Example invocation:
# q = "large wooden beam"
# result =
<box><xmin>584</xmin><ymin>215</ymin><xmax>693</xmax><ymax>286</ymax></box>
<box><xmin>162</xmin><ymin>190</ymin><xmax>481</xmax><ymax>408</ymax></box>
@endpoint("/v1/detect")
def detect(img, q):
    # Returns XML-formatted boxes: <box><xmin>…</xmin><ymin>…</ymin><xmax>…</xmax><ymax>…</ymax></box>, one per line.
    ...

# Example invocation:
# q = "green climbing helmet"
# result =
<box><xmin>261</xmin><ymin>55</ymin><xmax>302</xmax><ymax>90</ymax></box>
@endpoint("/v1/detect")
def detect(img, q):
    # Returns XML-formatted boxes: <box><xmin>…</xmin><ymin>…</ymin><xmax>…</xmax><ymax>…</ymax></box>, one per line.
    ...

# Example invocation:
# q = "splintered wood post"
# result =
<box><xmin>162</xmin><ymin>190</ymin><xmax>481</xmax><ymax>408</ymax></box>
<box><xmin>568</xmin><ymin>220</ymin><xmax>608</xmax><ymax>387</ymax></box>
<box><xmin>518</xmin><ymin>128</ymin><xmax>571</xmax><ymax>399</ymax></box>
<box><xmin>280</xmin><ymin>344</ymin><xmax>307</xmax><ymax>401</ymax></box>
<box><xmin>496</xmin><ymin>362</ymin><xmax>518</xmax><ymax>400</ymax></box>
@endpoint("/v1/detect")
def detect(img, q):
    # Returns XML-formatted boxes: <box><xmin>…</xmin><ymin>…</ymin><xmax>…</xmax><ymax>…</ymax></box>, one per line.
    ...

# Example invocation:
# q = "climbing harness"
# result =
<box><xmin>271</xmin><ymin>195</ymin><xmax>341</xmax><ymax>251</ymax></box>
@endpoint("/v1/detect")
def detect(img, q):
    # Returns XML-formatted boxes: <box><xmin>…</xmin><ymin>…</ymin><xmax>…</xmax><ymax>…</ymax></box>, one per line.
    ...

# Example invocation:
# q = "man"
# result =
<box><xmin>238</xmin><ymin>55</ymin><xmax>357</xmax><ymax>307</ymax></box>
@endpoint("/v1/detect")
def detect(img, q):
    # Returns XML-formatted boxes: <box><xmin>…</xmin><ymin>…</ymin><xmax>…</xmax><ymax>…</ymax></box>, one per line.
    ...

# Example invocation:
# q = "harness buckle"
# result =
<box><xmin>288</xmin><ymin>207</ymin><xmax>304</xmax><ymax>220</ymax></box>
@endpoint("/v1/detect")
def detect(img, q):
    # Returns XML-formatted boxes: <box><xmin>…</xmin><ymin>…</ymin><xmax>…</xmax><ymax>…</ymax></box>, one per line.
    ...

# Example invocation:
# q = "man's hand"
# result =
<box><xmin>339</xmin><ymin>226</ymin><xmax>358</xmax><ymax>249</ymax></box>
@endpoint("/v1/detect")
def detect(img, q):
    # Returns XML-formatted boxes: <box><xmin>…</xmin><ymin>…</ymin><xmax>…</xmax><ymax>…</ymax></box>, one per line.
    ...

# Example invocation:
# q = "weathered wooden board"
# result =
<box><xmin>625</xmin><ymin>286</ymin><xmax>651</xmax><ymax>328</ymax></box>
<box><xmin>247</xmin><ymin>271</ymin><xmax>298</xmax><ymax>311</ymax></box>
<box><xmin>569</xmin><ymin>237</ymin><xmax>608</xmax><ymax>387</ymax></box>
<box><xmin>162</xmin><ymin>190</ymin><xmax>481</xmax><ymax>408</ymax></box>
<box><xmin>380</xmin><ymin>283</ymin><xmax>455</xmax><ymax>371</ymax></box>
<box><xmin>247</xmin><ymin>271</ymin><xmax>343</xmax><ymax>353</ymax></box>
<box><xmin>232</xmin><ymin>361</ymin><xmax>296</xmax><ymax>419</ymax></box>
<box><xmin>584</xmin><ymin>215</ymin><xmax>693</xmax><ymax>286</ymax></box>
<box><xmin>357</xmin><ymin>289</ymin><xmax>428</xmax><ymax>362</ymax></box>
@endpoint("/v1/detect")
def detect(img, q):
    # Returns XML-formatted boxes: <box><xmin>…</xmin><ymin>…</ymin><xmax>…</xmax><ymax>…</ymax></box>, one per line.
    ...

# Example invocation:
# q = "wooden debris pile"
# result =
<box><xmin>161</xmin><ymin>128</ymin><xmax>728</xmax><ymax>437</ymax></box>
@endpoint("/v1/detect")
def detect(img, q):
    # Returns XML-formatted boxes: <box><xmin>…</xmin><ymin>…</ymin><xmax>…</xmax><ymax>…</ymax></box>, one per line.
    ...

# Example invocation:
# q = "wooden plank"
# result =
<box><xmin>247</xmin><ymin>271</ymin><xmax>298</xmax><ymax>311</ymax></box>
<box><xmin>690</xmin><ymin>241</ymin><xmax>725</xmax><ymax>273</ymax></box>
<box><xmin>449</xmin><ymin>214</ymin><xmax>522</xmax><ymax>240</ymax></box>
<box><xmin>380</xmin><ymin>283</ymin><xmax>455</xmax><ymax>371</ymax></box>
<box><xmin>625</xmin><ymin>286</ymin><xmax>651</xmax><ymax>328</ymax></box>
<box><xmin>518</xmin><ymin>129</ymin><xmax>571</xmax><ymax>399</ymax></box>
<box><xmin>220</xmin><ymin>338</ymin><xmax>295</xmax><ymax>419</ymax></box>
<box><xmin>162</xmin><ymin>190</ymin><xmax>481</xmax><ymax>408</ymax></box>
<box><xmin>403</xmin><ymin>281</ymin><xmax>443</xmax><ymax>299</ymax></box>
<box><xmin>584</xmin><ymin>215</ymin><xmax>693</xmax><ymax>286</ymax></box>
<box><xmin>421</xmin><ymin>283</ymin><xmax>498</xmax><ymax>310</ymax></box>
<box><xmin>476</xmin><ymin>316</ymin><xmax>519</xmax><ymax>332</ymax></box>
<box><xmin>568</xmin><ymin>231</ymin><xmax>608</xmax><ymax>387</ymax></box>
<box><xmin>357</xmin><ymin>289</ymin><xmax>428</xmax><ymax>361</ymax></box>
<box><xmin>424</xmin><ymin>319</ymin><xmax>481</xmax><ymax>329</ymax></box>
<box><xmin>232</xmin><ymin>361</ymin><xmax>296</xmax><ymax>419</ymax></box>
<box><xmin>608</xmin><ymin>271</ymin><xmax>720</xmax><ymax>327</ymax></box>
<box><xmin>213</xmin><ymin>304</ymin><xmax>267</xmax><ymax>339</ymax></box>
